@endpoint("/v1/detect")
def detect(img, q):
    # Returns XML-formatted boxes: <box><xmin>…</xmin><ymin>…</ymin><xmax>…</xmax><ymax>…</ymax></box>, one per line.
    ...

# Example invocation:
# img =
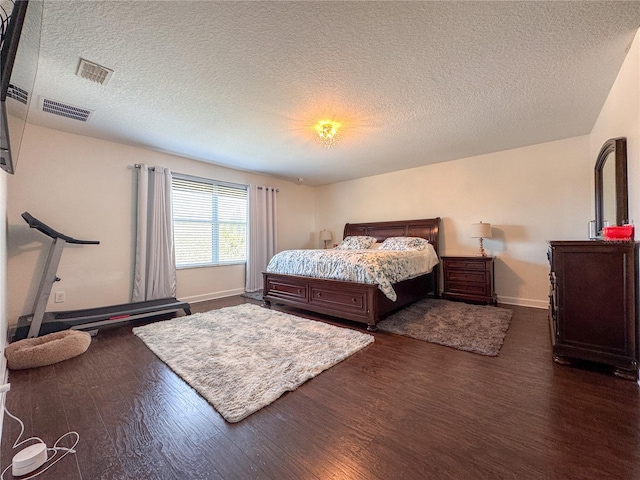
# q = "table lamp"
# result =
<box><xmin>471</xmin><ymin>221</ymin><xmax>492</xmax><ymax>256</ymax></box>
<box><xmin>320</xmin><ymin>230</ymin><xmax>332</xmax><ymax>249</ymax></box>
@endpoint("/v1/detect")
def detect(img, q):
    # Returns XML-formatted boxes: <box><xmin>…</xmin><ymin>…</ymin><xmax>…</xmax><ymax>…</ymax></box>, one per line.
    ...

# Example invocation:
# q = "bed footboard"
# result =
<box><xmin>262</xmin><ymin>271</ymin><xmax>436</xmax><ymax>330</ymax></box>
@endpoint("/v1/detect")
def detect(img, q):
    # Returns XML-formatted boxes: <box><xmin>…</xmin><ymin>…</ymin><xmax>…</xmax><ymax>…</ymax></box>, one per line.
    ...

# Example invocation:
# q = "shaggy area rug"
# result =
<box><xmin>378</xmin><ymin>299</ymin><xmax>512</xmax><ymax>356</ymax></box>
<box><xmin>133</xmin><ymin>303</ymin><xmax>374</xmax><ymax>423</ymax></box>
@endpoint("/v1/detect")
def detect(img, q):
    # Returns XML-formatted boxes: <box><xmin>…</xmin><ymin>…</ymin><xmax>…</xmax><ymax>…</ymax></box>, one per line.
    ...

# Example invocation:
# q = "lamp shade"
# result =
<box><xmin>320</xmin><ymin>230</ymin><xmax>332</xmax><ymax>241</ymax></box>
<box><xmin>470</xmin><ymin>222</ymin><xmax>492</xmax><ymax>239</ymax></box>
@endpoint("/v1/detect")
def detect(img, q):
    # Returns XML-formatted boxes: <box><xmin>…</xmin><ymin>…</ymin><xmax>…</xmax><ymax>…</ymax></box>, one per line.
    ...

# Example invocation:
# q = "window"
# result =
<box><xmin>172</xmin><ymin>174</ymin><xmax>248</xmax><ymax>268</ymax></box>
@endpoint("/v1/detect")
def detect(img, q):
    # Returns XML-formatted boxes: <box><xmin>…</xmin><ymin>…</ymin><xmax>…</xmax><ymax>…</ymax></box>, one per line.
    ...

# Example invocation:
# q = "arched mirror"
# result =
<box><xmin>595</xmin><ymin>137</ymin><xmax>628</xmax><ymax>234</ymax></box>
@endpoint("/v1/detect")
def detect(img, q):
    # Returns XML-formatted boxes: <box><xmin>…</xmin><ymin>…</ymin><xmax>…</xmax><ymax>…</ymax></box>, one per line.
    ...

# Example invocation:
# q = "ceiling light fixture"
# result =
<box><xmin>315</xmin><ymin>121</ymin><xmax>340</xmax><ymax>148</ymax></box>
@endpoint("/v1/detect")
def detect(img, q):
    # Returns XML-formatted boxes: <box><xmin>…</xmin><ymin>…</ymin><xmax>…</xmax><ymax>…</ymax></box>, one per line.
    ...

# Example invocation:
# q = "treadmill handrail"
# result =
<box><xmin>22</xmin><ymin>212</ymin><xmax>100</xmax><ymax>245</ymax></box>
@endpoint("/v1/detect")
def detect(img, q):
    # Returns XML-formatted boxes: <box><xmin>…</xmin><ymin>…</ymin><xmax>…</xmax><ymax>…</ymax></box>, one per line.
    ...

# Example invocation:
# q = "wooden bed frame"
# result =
<box><xmin>262</xmin><ymin>218</ymin><xmax>441</xmax><ymax>331</ymax></box>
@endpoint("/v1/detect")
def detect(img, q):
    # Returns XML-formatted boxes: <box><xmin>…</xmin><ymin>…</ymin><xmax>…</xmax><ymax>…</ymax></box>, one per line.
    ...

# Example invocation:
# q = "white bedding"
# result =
<box><xmin>266</xmin><ymin>244</ymin><xmax>439</xmax><ymax>301</ymax></box>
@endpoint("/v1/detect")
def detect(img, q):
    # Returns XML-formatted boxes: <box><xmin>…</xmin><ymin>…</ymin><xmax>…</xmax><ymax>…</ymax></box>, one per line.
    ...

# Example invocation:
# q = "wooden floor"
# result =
<box><xmin>2</xmin><ymin>296</ymin><xmax>640</xmax><ymax>479</ymax></box>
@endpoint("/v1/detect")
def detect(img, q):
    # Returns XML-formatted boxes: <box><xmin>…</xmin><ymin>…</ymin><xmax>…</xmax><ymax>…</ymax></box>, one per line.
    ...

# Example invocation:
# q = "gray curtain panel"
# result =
<box><xmin>245</xmin><ymin>185</ymin><xmax>277</xmax><ymax>292</ymax></box>
<box><xmin>132</xmin><ymin>164</ymin><xmax>177</xmax><ymax>302</ymax></box>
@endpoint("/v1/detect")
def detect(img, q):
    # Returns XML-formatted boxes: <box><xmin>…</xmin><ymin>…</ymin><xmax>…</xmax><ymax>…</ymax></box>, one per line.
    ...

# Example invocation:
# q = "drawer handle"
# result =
<box><xmin>317</xmin><ymin>292</ymin><xmax>322</xmax><ymax>297</ymax></box>
<box><xmin>352</xmin><ymin>298</ymin><xmax>357</xmax><ymax>303</ymax></box>
<box><xmin>297</xmin><ymin>289</ymin><xmax>301</xmax><ymax>294</ymax></box>
<box><xmin>273</xmin><ymin>286</ymin><xmax>277</xmax><ymax>290</ymax></box>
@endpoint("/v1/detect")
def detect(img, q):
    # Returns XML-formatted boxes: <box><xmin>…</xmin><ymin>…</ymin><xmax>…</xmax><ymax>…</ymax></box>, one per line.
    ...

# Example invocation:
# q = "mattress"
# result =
<box><xmin>266</xmin><ymin>245</ymin><xmax>439</xmax><ymax>301</ymax></box>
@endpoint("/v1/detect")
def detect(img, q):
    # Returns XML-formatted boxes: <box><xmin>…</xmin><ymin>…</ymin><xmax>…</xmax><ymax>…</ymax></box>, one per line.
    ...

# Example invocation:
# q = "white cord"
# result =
<box><xmin>1</xmin><ymin>405</ymin><xmax>79</xmax><ymax>480</ymax></box>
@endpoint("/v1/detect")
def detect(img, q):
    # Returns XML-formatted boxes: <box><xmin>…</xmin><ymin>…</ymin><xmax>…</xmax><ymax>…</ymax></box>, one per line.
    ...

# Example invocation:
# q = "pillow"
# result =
<box><xmin>335</xmin><ymin>236</ymin><xmax>378</xmax><ymax>250</ymax></box>
<box><xmin>379</xmin><ymin>236</ymin><xmax>430</xmax><ymax>251</ymax></box>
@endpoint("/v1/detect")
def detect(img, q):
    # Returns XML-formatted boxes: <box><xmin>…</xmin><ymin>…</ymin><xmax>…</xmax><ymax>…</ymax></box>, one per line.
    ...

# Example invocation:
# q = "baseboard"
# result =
<box><xmin>181</xmin><ymin>290</ymin><xmax>548</xmax><ymax>309</ymax></box>
<box><xmin>179</xmin><ymin>288</ymin><xmax>246</xmax><ymax>304</ymax></box>
<box><xmin>498</xmin><ymin>295</ymin><xmax>548</xmax><ymax>309</ymax></box>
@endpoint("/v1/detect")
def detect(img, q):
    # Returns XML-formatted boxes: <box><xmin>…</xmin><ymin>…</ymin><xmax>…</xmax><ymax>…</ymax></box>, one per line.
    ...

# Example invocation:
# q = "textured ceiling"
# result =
<box><xmin>22</xmin><ymin>1</ymin><xmax>640</xmax><ymax>186</ymax></box>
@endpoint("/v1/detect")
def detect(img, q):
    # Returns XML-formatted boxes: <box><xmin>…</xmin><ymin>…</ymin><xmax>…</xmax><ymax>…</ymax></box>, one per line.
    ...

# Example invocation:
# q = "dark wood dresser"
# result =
<box><xmin>548</xmin><ymin>241</ymin><xmax>639</xmax><ymax>379</ymax></box>
<box><xmin>441</xmin><ymin>256</ymin><xmax>497</xmax><ymax>305</ymax></box>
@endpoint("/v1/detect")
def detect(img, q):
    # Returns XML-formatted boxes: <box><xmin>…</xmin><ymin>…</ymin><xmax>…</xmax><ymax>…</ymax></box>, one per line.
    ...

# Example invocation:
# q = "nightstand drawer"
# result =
<box><xmin>446</xmin><ymin>281</ymin><xmax>489</xmax><ymax>296</ymax></box>
<box><xmin>444</xmin><ymin>259</ymin><xmax>487</xmax><ymax>271</ymax></box>
<box><xmin>441</xmin><ymin>255</ymin><xmax>496</xmax><ymax>305</ymax></box>
<box><xmin>445</xmin><ymin>270</ymin><xmax>486</xmax><ymax>284</ymax></box>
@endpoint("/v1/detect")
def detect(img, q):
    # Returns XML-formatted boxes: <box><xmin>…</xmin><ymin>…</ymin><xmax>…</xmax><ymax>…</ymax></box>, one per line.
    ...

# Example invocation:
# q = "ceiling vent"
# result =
<box><xmin>7</xmin><ymin>84</ymin><xmax>28</xmax><ymax>105</ymax></box>
<box><xmin>40</xmin><ymin>97</ymin><xmax>93</xmax><ymax>122</ymax></box>
<box><xmin>76</xmin><ymin>58</ymin><xmax>114</xmax><ymax>85</ymax></box>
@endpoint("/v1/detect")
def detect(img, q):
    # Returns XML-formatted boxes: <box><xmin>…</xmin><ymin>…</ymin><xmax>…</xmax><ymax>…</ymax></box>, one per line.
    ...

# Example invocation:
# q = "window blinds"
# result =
<box><xmin>172</xmin><ymin>176</ymin><xmax>248</xmax><ymax>268</ymax></box>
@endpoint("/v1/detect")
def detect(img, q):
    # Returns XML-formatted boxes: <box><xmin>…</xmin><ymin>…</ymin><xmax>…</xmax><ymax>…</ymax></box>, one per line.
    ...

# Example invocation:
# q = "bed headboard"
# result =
<box><xmin>343</xmin><ymin>218</ymin><xmax>441</xmax><ymax>254</ymax></box>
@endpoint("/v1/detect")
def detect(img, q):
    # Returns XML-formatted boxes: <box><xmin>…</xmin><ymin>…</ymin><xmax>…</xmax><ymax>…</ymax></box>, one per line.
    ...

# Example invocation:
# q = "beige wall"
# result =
<box><xmin>0</xmin><ymin>171</ymin><xmax>5</xmax><ymax>436</ymax></box>
<box><xmin>590</xmin><ymin>29</ymin><xmax>640</xmax><ymax>232</ymax></box>
<box><xmin>0</xmin><ymin>172</ymin><xmax>6</xmax><ymax>372</ymax></box>
<box><xmin>314</xmin><ymin>30</ymin><xmax>640</xmax><ymax>309</ymax></box>
<box><xmin>6</xmin><ymin>124</ymin><xmax>316</xmax><ymax>325</ymax></box>
<box><xmin>315</xmin><ymin>136</ymin><xmax>592</xmax><ymax>308</ymax></box>
<box><xmin>5</xmin><ymin>29</ymin><xmax>640</xmax><ymax>323</ymax></box>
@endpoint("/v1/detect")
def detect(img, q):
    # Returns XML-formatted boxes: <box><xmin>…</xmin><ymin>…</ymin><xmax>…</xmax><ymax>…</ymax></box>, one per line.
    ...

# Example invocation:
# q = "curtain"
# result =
<box><xmin>245</xmin><ymin>185</ymin><xmax>277</xmax><ymax>292</ymax></box>
<box><xmin>132</xmin><ymin>164</ymin><xmax>177</xmax><ymax>302</ymax></box>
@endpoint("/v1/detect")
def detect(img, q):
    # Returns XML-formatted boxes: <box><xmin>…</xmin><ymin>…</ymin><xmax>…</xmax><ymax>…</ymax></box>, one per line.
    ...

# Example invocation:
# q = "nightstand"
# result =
<box><xmin>441</xmin><ymin>256</ymin><xmax>497</xmax><ymax>305</ymax></box>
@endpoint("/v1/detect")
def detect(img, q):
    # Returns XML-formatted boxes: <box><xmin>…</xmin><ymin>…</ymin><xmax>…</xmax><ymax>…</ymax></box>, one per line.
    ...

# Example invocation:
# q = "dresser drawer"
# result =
<box><xmin>445</xmin><ymin>270</ymin><xmax>486</xmax><ymax>284</ymax></box>
<box><xmin>309</xmin><ymin>286</ymin><xmax>368</xmax><ymax>315</ymax></box>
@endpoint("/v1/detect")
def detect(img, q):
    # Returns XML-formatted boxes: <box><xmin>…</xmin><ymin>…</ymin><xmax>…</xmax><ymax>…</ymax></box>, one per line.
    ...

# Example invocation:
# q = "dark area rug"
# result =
<box><xmin>241</xmin><ymin>291</ymin><xmax>263</xmax><ymax>301</ymax></box>
<box><xmin>378</xmin><ymin>298</ymin><xmax>512</xmax><ymax>356</ymax></box>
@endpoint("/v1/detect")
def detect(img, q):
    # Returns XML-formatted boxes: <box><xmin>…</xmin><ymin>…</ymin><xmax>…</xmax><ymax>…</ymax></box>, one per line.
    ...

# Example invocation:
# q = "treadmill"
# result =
<box><xmin>14</xmin><ymin>212</ymin><xmax>191</xmax><ymax>340</ymax></box>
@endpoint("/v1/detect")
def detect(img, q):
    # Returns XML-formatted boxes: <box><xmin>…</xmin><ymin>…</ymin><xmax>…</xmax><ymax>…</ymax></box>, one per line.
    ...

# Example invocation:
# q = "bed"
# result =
<box><xmin>262</xmin><ymin>218</ymin><xmax>441</xmax><ymax>331</ymax></box>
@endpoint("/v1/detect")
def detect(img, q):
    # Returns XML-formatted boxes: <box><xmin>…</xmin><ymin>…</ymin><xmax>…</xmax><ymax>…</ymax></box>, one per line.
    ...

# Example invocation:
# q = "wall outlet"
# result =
<box><xmin>54</xmin><ymin>291</ymin><xmax>65</xmax><ymax>303</ymax></box>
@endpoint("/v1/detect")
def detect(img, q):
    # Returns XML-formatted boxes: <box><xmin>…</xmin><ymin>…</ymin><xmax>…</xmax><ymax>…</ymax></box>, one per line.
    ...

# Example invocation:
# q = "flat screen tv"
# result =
<box><xmin>0</xmin><ymin>0</ymin><xmax>41</xmax><ymax>174</ymax></box>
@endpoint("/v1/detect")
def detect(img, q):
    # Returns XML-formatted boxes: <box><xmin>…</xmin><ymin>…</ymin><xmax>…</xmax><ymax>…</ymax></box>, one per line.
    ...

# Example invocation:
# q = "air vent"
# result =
<box><xmin>7</xmin><ymin>84</ymin><xmax>28</xmax><ymax>105</ymax></box>
<box><xmin>76</xmin><ymin>58</ymin><xmax>114</xmax><ymax>85</ymax></box>
<box><xmin>40</xmin><ymin>97</ymin><xmax>93</xmax><ymax>122</ymax></box>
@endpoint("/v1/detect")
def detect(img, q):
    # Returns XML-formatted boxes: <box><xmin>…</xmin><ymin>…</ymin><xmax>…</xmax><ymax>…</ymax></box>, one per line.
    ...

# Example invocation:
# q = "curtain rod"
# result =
<box><xmin>134</xmin><ymin>164</ymin><xmax>279</xmax><ymax>192</ymax></box>
<box><xmin>134</xmin><ymin>163</ymin><xmax>154</xmax><ymax>171</ymax></box>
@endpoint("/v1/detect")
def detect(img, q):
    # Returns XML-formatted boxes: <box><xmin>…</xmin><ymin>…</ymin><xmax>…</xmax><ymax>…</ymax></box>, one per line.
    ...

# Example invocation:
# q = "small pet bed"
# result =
<box><xmin>5</xmin><ymin>330</ymin><xmax>91</xmax><ymax>370</ymax></box>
